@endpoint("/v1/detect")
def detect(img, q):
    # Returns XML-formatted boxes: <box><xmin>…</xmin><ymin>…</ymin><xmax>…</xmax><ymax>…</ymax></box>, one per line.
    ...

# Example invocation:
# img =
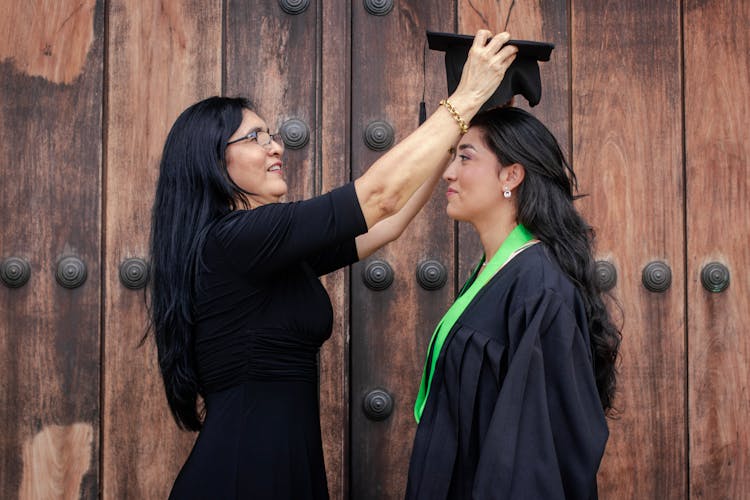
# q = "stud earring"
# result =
<box><xmin>503</xmin><ymin>186</ymin><xmax>511</xmax><ymax>199</ymax></box>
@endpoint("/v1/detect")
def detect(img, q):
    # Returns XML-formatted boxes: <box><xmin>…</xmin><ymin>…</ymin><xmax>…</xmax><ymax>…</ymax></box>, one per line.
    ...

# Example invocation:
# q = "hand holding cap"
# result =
<box><xmin>428</xmin><ymin>30</ymin><xmax>555</xmax><ymax>112</ymax></box>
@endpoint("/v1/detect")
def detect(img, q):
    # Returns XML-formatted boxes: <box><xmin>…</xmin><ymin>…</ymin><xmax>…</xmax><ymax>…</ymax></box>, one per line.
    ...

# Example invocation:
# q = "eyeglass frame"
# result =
<box><xmin>226</xmin><ymin>129</ymin><xmax>283</xmax><ymax>148</ymax></box>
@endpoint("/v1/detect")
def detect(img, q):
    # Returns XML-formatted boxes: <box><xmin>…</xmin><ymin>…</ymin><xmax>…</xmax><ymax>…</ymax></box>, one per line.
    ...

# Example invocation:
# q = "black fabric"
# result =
<box><xmin>406</xmin><ymin>244</ymin><xmax>608</xmax><ymax>500</ymax></box>
<box><xmin>427</xmin><ymin>31</ymin><xmax>554</xmax><ymax>110</ymax></box>
<box><xmin>169</xmin><ymin>182</ymin><xmax>367</xmax><ymax>500</ymax></box>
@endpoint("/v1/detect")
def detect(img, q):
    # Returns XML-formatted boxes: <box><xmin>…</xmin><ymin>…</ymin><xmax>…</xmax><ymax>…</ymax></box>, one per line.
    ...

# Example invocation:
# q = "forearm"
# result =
<box><xmin>353</xmin><ymin>30</ymin><xmax>516</xmax><ymax>228</ymax></box>
<box><xmin>353</xmin><ymin>99</ymin><xmax>475</xmax><ymax>227</ymax></box>
<box><xmin>355</xmin><ymin>163</ymin><xmax>444</xmax><ymax>259</ymax></box>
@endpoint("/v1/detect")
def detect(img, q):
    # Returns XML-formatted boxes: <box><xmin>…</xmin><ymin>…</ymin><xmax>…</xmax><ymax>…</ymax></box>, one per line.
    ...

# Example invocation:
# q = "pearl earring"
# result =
<box><xmin>503</xmin><ymin>186</ymin><xmax>511</xmax><ymax>199</ymax></box>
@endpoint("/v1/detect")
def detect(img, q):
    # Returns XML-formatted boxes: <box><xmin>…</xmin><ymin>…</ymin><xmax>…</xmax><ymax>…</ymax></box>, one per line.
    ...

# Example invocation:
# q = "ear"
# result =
<box><xmin>500</xmin><ymin>162</ymin><xmax>525</xmax><ymax>190</ymax></box>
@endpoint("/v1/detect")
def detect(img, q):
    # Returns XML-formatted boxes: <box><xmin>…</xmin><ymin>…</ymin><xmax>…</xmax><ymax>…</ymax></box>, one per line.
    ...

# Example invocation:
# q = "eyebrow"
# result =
<box><xmin>457</xmin><ymin>143</ymin><xmax>478</xmax><ymax>152</ymax></box>
<box><xmin>244</xmin><ymin>126</ymin><xmax>264</xmax><ymax>136</ymax></box>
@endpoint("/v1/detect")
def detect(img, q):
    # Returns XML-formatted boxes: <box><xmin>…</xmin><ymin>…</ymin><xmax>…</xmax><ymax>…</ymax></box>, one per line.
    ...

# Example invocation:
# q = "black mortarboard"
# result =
<box><xmin>427</xmin><ymin>31</ymin><xmax>554</xmax><ymax>110</ymax></box>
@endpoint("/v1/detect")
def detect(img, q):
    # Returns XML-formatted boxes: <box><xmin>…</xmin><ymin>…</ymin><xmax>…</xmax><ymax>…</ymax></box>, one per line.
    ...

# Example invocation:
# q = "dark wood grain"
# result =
<box><xmin>225</xmin><ymin>0</ymin><xmax>318</xmax><ymax>204</ymax></box>
<box><xmin>350</xmin><ymin>3</ymin><xmax>456</xmax><ymax>498</ymax></box>
<box><xmin>317</xmin><ymin>1</ymin><xmax>352</xmax><ymax>497</ymax></box>
<box><xmin>102</xmin><ymin>1</ymin><xmax>221</xmax><ymax>497</ymax></box>
<box><xmin>0</xmin><ymin>1</ymin><xmax>103</xmax><ymax>497</ymax></box>
<box><xmin>685</xmin><ymin>1</ymin><xmax>750</xmax><ymax>497</ymax></box>
<box><xmin>572</xmin><ymin>0</ymin><xmax>686</xmax><ymax>497</ymax></box>
<box><xmin>3</xmin><ymin>2</ymin><xmax>748</xmax><ymax>497</ymax></box>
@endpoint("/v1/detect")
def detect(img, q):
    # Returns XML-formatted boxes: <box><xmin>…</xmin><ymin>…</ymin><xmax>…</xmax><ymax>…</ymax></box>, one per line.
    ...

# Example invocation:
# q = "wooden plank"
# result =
<box><xmin>0</xmin><ymin>0</ymin><xmax>103</xmax><ymax>497</ymax></box>
<box><xmin>349</xmin><ymin>3</ymin><xmax>456</xmax><ymax>498</ymax></box>
<box><xmin>571</xmin><ymin>1</ymin><xmax>686</xmax><ymax>497</ymax></box>
<box><xmin>318</xmin><ymin>0</ymin><xmax>352</xmax><ymax>497</ymax></box>
<box><xmin>457</xmin><ymin>0</ymin><xmax>570</xmax><ymax>308</ymax></box>
<box><xmin>102</xmin><ymin>1</ymin><xmax>221</xmax><ymax>497</ymax></box>
<box><xmin>684</xmin><ymin>1</ymin><xmax>750</xmax><ymax>497</ymax></box>
<box><xmin>225</xmin><ymin>1</ymin><xmax>317</xmax><ymax>203</ymax></box>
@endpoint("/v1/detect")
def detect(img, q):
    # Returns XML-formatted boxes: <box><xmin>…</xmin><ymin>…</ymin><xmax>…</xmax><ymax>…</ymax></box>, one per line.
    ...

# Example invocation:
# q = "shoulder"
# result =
<box><xmin>465</xmin><ymin>244</ymin><xmax>584</xmax><ymax>331</ymax></box>
<box><xmin>212</xmin><ymin>183</ymin><xmax>364</xmax><ymax>240</ymax></box>
<box><xmin>209</xmin><ymin>204</ymin><xmax>276</xmax><ymax>239</ymax></box>
<box><xmin>503</xmin><ymin>243</ymin><xmax>579</xmax><ymax>305</ymax></box>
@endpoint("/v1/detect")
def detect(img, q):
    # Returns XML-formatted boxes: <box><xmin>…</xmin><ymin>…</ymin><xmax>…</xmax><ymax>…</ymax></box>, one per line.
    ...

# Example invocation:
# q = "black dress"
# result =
<box><xmin>405</xmin><ymin>244</ymin><xmax>608</xmax><ymax>500</ymax></box>
<box><xmin>169</xmin><ymin>183</ymin><xmax>367</xmax><ymax>499</ymax></box>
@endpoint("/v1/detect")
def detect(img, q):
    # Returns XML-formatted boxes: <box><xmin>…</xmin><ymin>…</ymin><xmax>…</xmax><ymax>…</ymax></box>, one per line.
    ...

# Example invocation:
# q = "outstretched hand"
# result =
<box><xmin>450</xmin><ymin>30</ymin><xmax>518</xmax><ymax>115</ymax></box>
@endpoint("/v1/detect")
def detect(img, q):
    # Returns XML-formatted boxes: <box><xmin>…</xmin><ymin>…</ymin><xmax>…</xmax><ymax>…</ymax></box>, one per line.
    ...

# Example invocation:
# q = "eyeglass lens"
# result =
<box><xmin>255</xmin><ymin>131</ymin><xmax>282</xmax><ymax>148</ymax></box>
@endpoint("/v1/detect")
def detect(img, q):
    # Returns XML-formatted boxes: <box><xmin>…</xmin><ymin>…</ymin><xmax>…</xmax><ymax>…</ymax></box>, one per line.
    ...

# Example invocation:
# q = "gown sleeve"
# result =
<box><xmin>472</xmin><ymin>289</ymin><xmax>608</xmax><ymax>500</ymax></box>
<box><xmin>212</xmin><ymin>182</ymin><xmax>367</xmax><ymax>278</ymax></box>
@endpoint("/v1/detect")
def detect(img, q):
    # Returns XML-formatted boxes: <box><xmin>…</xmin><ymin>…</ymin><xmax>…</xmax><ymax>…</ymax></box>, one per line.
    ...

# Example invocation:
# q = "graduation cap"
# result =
<box><xmin>427</xmin><ymin>31</ymin><xmax>554</xmax><ymax>110</ymax></box>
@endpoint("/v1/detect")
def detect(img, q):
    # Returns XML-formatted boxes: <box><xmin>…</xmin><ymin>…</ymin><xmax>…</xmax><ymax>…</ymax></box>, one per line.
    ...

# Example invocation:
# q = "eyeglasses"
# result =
<box><xmin>226</xmin><ymin>130</ymin><xmax>282</xmax><ymax>148</ymax></box>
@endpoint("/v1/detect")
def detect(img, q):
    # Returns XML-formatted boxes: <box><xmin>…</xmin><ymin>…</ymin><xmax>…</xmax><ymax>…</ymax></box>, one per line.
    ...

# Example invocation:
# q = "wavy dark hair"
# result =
<box><xmin>147</xmin><ymin>96</ymin><xmax>253</xmax><ymax>430</ymax></box>
<box><xmin>471</xmin><ymin>107</ymin><xmax>621</xmax><ymax>413</ymax></box>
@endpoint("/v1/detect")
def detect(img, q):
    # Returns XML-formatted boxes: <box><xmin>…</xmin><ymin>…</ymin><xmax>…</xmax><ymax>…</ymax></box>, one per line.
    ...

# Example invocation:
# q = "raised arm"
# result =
<box><xmin>355</xmin><ymin>159</ymin><xmax>445</xmax><ymax>259</ymax></box>
<box><xmin>353</xmin><ymin>30</ymin><xmax>517</xmax><ymax>228</ymax></box>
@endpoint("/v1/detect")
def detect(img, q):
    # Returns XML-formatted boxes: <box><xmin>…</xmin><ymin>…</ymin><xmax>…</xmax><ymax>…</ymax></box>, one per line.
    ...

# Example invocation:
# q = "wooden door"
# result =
<box><xmin>102</xmin><ymin>0</ymin><xmax>351</xmax><ymax>498</ymax></box>
<box><xmin>2</xmin><ymin>1</ymin><xmax>749</xmax><ymax>499</ymax></box>
<box><xmin>221</xmin><ymin>0</ymin><xmax>352</xmax><ymax>495</ymax></box>
<box><xmin>102</xmin><ymin>1</ymin><xmax>221</xmax><ymax>498</ymax></box>
<box><xmin>349</xmin><ymin>2</ymin><xmax>456</xmax><ymax>499</ymax></box>
<box><xmin>350</xmin><ymin>1</ymin><xmax>745</xmax><ymax>500</ymax></box>
<box><xmin>572</xmin><ymin>1</ymin><xmax>688</xmax><ymax>497</ymax></box>
<box><xmin>0</xmin><ymin>1</ymin><xmax>103</xmax><ymax>497</ymax></box>
<box><xmin>685</xmin><ymin>0</ymin><xmax>750</xmax><ymax>496</ymax></box>
<box><xmin>349</xmin><ymin>2</ymin><xmax>575</xmax><ymax>498</ymax></box>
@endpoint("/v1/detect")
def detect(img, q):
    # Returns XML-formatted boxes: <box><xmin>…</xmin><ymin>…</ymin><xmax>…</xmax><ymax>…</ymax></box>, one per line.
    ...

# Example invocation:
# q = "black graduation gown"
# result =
<box><xmin>405</xmin><ymin>244</ymin><xmax>608</xmax><ymax>500</ymax></box>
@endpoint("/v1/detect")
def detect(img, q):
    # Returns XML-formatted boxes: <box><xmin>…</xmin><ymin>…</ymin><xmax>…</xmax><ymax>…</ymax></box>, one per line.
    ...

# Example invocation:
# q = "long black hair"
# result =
<box><xmin>148</xmin><ymin>96</ymin><xmax>253</xmax><ymax>430</ymax></box>
<box><xmin>472</xmin><ymin>106</ymin><xmax>622</xmax><ymax>413</ymax></box>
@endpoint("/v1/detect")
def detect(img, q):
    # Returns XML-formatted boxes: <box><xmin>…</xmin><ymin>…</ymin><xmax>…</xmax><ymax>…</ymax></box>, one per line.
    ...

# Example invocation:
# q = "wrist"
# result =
<box><xmin>445</xmin><ymin>92</ymin><xmax>482</xmax><ymax>122</ymax></box>
<box><xmin>440</xmin><ymin>99</ymin><xmax>469</xmax><ymax>134</ymax></box>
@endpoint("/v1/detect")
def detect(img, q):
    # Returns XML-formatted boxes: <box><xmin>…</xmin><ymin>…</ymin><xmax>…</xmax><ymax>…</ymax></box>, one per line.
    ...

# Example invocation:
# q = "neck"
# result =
<box><xmin>472</xmin><ymin>210</ymin><xmax>519</xmax><ymax>262</ymax></box>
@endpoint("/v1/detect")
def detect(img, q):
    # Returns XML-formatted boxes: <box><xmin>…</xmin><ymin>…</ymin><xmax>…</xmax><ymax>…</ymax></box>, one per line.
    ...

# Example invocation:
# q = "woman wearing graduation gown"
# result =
<box><xmin>149</xmin><ymin>31</ymin><xmax>518</xmax><ymax>500</ymax></box>
<box><xmin>405</xmin><ymin>106</ymin><xmax>621</xmax><ymax>500</ymax></box>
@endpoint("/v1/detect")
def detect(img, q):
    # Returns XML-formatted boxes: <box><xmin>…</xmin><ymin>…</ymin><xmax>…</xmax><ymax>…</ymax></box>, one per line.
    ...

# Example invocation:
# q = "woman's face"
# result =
<box><xmin>225</xmin><ymin>109</ymin><xmax>286</xmax><ymax>207</ymax></box>
<box><xmin>443</xmin><ymin>127</ymin><xmax>507</xmax><ymax>223</ymax></box>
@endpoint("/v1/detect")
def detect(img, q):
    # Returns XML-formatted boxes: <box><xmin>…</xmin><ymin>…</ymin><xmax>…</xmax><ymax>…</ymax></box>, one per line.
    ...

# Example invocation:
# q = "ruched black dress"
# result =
<box><xmin>169</xmin><ymin>183</ymin><xmax>367</xmax><ymax>499</ymax></box>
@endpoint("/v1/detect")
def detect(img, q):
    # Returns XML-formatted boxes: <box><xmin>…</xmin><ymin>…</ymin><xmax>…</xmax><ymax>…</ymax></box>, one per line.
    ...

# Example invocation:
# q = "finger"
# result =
<box><xmin>472</xmin><ymin>29</ymin><xmax>492</xmax><ymax>49</ymax></box>
<box><xmin>485</xmin><ymin>31</ymin><xmax>512</xmax><ymax>53</ymax></box>
<box><xmin>495</xmin><ymin>43</ymin><xmax>518</xmax><ymax>63</ymax></box>
<box><xmin>504</xmin><ymin>51</ymin><xmax>518</xmax><ymax>68</ymax></box>
<box><xmin>493</xmin><ymin>51</ymin><xmax>517</xmax><ymax>72</ymax></box>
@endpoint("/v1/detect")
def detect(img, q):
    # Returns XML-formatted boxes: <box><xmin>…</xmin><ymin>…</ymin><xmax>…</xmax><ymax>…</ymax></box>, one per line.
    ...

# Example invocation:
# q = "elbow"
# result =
<box><xmin>356</xmin><ymin>175</ymin><xmax>406</xmax><ymax>227</ymax></box>
<box><xmin>378</xmin><ymin>194</ymin><xmax>400</xmax><ymax>220</ymax></box>
<box><xmin>389</xmin><ymin>225</ymin><xmax>407</xmax><ymax>243</ymax></box>
<box><xmin>368</xmin><ymin>187</ymin><xmax>401</xmax><ymax>221</ymax></box>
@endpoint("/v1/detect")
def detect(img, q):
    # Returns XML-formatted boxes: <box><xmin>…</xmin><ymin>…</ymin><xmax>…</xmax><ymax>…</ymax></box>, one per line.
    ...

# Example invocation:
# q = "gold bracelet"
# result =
<box><xmin>440</xmin><ymin>99</ymin><xmax>468</xmax><ymax>135</ymax></box>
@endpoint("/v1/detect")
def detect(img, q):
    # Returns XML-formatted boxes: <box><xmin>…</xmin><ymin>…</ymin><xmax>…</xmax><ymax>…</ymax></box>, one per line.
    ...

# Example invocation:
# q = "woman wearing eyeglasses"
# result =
<box><xmin>149</xmin><ymin>31</ymin><xmax>517</xmax><ymax>500</ymax></box>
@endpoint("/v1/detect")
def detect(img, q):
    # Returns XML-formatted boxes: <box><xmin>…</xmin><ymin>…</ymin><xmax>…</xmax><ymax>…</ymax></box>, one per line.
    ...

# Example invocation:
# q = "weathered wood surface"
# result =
<box><xmin>572</xmin><ymin>0</ymin><xmax>686</xmax><ymax>497</ymax></box>
<box><xmin>102</xmin><ymin>0</ymin><xmax>220</xmax><ymax>497</ymax></box>
<box><xmin>318</xmin><ymin>0</ymin><xmax>352</xmax><ymax>497</ymax></box>
<box><xmin>685</xmin><ymin>0</ymin><xmax>750</xmax><ymax>497</ymax></box>
<box><xmin>349</xmin><ymin>2</ymin><xmax>456</xmax><ymax>498</ymax></box>
<box><xmin>0</xmin><ymin>1</ymin><xmax>103</xmax><ymax>497</ymax></box>
<box><xmin>1</xmin><ymin>2</ymin><xmax>748</xmax><ymax>498</ymax></box>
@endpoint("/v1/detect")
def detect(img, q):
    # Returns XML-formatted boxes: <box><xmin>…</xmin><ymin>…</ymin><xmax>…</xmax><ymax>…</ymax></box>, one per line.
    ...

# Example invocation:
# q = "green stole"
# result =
<box><xmin>413</xmin><ymin>224</ymin><xmax>535</xmax><ymax>423</ymax></box>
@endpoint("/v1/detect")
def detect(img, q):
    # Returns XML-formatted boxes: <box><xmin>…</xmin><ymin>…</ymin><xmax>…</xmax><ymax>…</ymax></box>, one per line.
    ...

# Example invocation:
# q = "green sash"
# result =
<box><xmin>413</xmin><ymin>224</ymin><xmax>534</xmax><ymax>422</ymax></box>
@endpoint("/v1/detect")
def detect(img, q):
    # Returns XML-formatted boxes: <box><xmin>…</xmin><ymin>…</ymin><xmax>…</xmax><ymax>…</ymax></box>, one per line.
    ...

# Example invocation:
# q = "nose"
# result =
<box><xmin>267</xmin><ymin>137</ymin><xmax>284</xmax><ymax>155</ymax></box>
<box><xmin>443</xmin><ymin>158</ymin><xmax>458</xmax><ymax>181</ymax></box>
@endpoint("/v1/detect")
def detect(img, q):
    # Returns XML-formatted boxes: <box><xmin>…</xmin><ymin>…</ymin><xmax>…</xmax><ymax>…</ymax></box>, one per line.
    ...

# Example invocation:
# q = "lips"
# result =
<box><xmin>446</xmin><ymin>188</ymin><xmax>458</xmax><ymax>196</ymax></box>
<box><xmin>267</xmin><ymin>163</ymin><xmax>282</xmax><ymax>173</ymax></box>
